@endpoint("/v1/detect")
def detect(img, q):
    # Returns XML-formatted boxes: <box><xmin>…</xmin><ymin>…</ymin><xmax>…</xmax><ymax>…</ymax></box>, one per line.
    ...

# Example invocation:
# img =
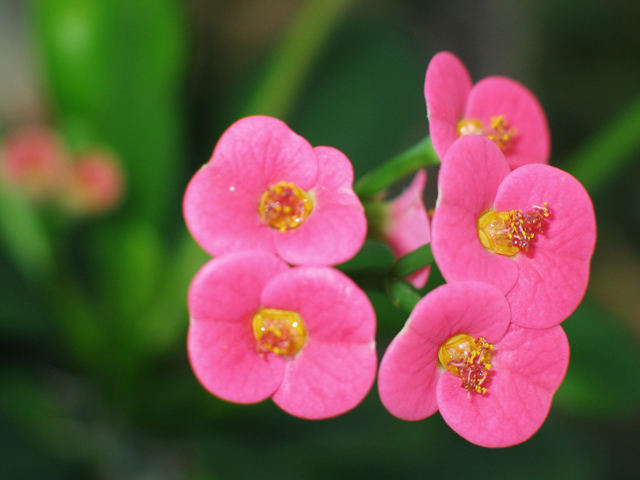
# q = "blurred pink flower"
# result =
<box><xmin>187</xmin><ymin>251</ymin><xmax>377</xmax><ymax>419</ymax></box>
<box><xmin>63</xmin><ymin>150</ymin><xmax>125</xmax><ymax>215</ymax></box>
<box><xmin>431</xmin><ymin>135</ymin><xmax>596</xmax><ymax>329</ymax></box>
<box><xmin>425</xmin><ymin>51</ymin><xmax>550</xmax><ymax>170</ymax></box>
<box><xmin>382</xmin><ymin>170</ymin><xmax>431</xmax><ymax>288</ymax></box>
<box><xmin>378</xmin><ymin>281</ymin><xmax>569</xmax><ymax>448</ymax></box>
<box><xmin>184</xmin><ymin>116</ymin><xmax>366</xmax><ymax>266</ymax></box>
<box><xmin>1</xmin><ymin>127</ymin><xmax>69</xmax><ymax>201</ymax></box>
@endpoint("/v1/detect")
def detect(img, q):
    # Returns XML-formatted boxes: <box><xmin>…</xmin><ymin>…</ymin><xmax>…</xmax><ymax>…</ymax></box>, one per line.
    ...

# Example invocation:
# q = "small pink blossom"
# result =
<box><xmin>382</xmin><ymin>170</ymin><xmax>431</xmax><ymax>288</ymax></box>
<box><xmin>378</xmin><ymin>281</ymin><xmax>569</xmax><ymax>448</ymax></box>
<box><xmin>187</xmin><ymin>250</ymin><xmax>377</xmax><ymax>419</ymax></box>
<box><xmin>63</xmin><ymin>150</ymin><xmax>125</xmax><ymax>215</ymax></box>
<box><xmin>183</xmin><ymin>116</ymin><xmax>366</xmax><ymax>266</ymax></box>
<box><xmin>425</xmin><ymin>51</ymin><xmax>550</xmax><ymax>169</ymax></box>
<box><xmin>1</xmin><ymin>127</ymin><xmax>69</xmax><ymax>201</ymax></box>
<box><xmin>431</xmin><ymin>135</ymin><xmax>596</xmax><ymax>329</ymax></box>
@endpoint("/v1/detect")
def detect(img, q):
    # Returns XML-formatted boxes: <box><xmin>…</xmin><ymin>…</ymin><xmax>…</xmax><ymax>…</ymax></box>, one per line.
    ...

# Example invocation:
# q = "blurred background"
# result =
<box><xmin>1</xmin><ymin>0</ymin><xmax>640</xmax><ymax>478</ymax></box>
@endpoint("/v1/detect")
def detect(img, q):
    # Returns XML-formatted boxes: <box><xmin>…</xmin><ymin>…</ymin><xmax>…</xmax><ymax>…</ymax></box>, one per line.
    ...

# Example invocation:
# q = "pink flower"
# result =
<box><xmin>187</xmin><ymin>250</ymin><xmax>377</xmax><ymax>419</ymax></box>
<box><xmin>1</xmin><ymin>127</ymin><xmax>69</xmax><ymax>201</ymax></box>
<box><xmin>382</xmin><ymin>170</ymin><xmax>431</xmax><ymax>288</ymax></box>
<box><xmin>183</xmin><ymin>116</ymin><xmax>366</xmax><ymax>266</ymax></box>
<box><xmin>431</xmin><ymin>135</ymin><xmax>596</xmax><ymax>329</ymax></box>
<box><xmin>63</xmin><ymin>150</ymin><xmax>125</xmax><ymax>215</ymax></box>
<box><xmin>425</xmin><ymin>51</ymin><xmax>550</xmax><ymax>170</ymax></box>
<box><xmin>378</xmin><ymin>281</ymin><xmax>569</xmax><ymax>448</ymax></box>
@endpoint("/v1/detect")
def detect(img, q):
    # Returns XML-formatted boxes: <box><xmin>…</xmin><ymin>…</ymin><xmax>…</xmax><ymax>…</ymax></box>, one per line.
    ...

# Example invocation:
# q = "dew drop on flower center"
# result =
<box><xmin>252</xmin><ymin>307</ymin><xmax>307</xmax><ymax>356</ymax></box>
<box><xmin>477</xmin><ymin>203</ymin><xmax>551</xmax><ymax>256</ymax></box>
<box><xmin>438</xmin><ymin>333</ymin><xmax>493</xmax><ymax>395</ymax></box>
<box><xmin>456</xmin><ymin>115</ymin><xmax>517</xmax><ymax>152</ymax></box>
<box><xmin>258</xmin><ymin>181</ymin><xmax>313</xmax><ymax>232</ymax></box>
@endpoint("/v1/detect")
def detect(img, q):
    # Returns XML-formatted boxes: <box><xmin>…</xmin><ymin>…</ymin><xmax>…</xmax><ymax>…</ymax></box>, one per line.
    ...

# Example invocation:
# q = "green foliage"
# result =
<box><xmin>556</xmin><ymin>299</ymin><xmax>640</xmax><ymax>417</ymax></box>
<box><xmin>33</xmin><ymin>0</ymin><xmax>188</xmax><ymax>226</ymax></box>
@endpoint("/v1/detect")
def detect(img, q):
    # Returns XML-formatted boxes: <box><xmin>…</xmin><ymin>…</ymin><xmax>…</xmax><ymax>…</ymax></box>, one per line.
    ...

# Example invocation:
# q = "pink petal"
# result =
<box><xmin>272</xmin><ymin>340</ymin><xmax>377</xmax><ymax>419</ymax></box>
<box><xmin>495</xmin><ymin>164</ymin><xmax>596</xmax><ymax>328</ymax></box>
<box><xmin>384</xmin><ymin>170</ymin><xmax>431</xmax><ymax>288</ymax></box>
<box><xmin>425</xmin><ymin>52</ymin><xmax>473</xmax><ymax>160</ymax></box>
<box><xmin>188</xmin><ymin>320</ymin><xmax>285</xmax><ymax>404</ymax></box>
<box><xmin>183</xmin><ymin>116</ymin><xmax>319</xmax><ymax>257</ymax></box>
<box><xmin>437</xmin><ymin>324</ymin><xmax>569</xmax><ymax>447</ymax></box>
<box><xmin>187</xmin><ymin>252</ymin><xmax>290</xmax><ymax>403</ymax></box>
<box><xmin>188</xmin><ymin>252</ymin><xmax>289</xmax><ymax>322</ymax></box>
<box><xmin>466</xmin><ymin>77</ymin><xmax>550</xmax><ymax>169</ymax></box>
<box><xmin>260</xmin><ymin>267</ymin><xmax>376</xmax><ymax>344</ymax></box>
<box><xmin>378</xmin><ymin>323</ymin><xmax>441</xmax><ymax>421</ymax></box>
<box><xmin>378</xmin><ymin>282</ymin><xmax>510</xmax><ymax>421</ymax></box>
<box><xmin>260</xmin><ymin>266</ymin><xmax>377</xmax><ymax>418</ymax></box>
<box><xmin>274</xmin><ymin>146</ymin><xmax>366</xmax><ymax>266</ymax></box>
<box><xmin>431</xmin><ymin>136</ymin><xmax>518</xmax><ymax>294</ymax></box>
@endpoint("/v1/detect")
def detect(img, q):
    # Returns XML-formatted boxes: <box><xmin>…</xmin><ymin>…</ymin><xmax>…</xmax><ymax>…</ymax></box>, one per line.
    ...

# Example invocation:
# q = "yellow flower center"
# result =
<box><xmin>258</xmin><ymin>181</ymin><xmax>313</xmax><ymax>232</ymax></box>
<box><xmin>455</xmin><ymin>118</ymin><xmax>484</xmax><ymax>136</ymax></box>
<box><xmin>438</xmin><ymin>334</ymin><xmax>493</xmax><ymax>395</ymax></box>
<box><xmin>477</xmin><ymin>203</ymin><xmax>551</xmax><ymax>256</ymax></box>
<box><xmin>456</xmin><ymin>115</ymin><xmax>517</xmax><ymax>152</ymax></box>
<box><xmin>252</xmin><ymin>307</ymin><xmax>307</xmax><ymax>356</ymax></box>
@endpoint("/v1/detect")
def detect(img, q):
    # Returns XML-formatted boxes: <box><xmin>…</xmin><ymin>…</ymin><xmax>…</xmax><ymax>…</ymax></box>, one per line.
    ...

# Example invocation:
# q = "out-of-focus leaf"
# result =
<box><xmin>90</xmin><ymin>221</ymin><xmax>164</xmax><ymax>350</ymax></box>
<box><xmin>555</xmin><ymin>298</ymin><xmax>640</xmax><ymax>417</ymax></box>
<box><xmin>0</xmin><ymin>185</ymin><xmax>53</xmax><ymax>281</ymax></box>
<box><xmin>136</xmin><ymin>234</ymin><xmax>209</xmax><ymax>357</ymax></box>
<box><xmin>291</xmin><ymin>18</ymin><xmax>426</xmax><ymax>181</ymax></box>
<box><xmin>33</xmin><ymin>0</ymin><xmax>188</xmax><ymax>226</ymax></box>
<box><xmin>241</xmin><ymin>0</ymin><xmax>356</xmax><ymax>120</ymax></box>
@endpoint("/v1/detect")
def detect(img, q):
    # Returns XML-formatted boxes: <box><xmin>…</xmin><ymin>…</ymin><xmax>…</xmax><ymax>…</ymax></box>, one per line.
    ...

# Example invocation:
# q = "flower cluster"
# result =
<box><xmin>1</xmin><ymin>127</ymin><xmax>125</xmax><ymax>216</ymax></box>
<box><xmin>378</xmin><ymin>52</ymin><xmax>595</xmax><ymax>447</ymax></box>
<box><xmin>184</xmin><ymin>116</ymin><xmax>376</xmax><ymax>419</ymax></box>
<box><xmin>183</xmin><ymin>52</ymin><xmax>595</xmax><ymax>444</ymax></box>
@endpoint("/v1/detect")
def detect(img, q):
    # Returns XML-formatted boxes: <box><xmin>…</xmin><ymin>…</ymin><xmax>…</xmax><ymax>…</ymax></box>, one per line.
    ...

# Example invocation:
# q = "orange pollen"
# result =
<box><xmin>438</xmin><ymin>334</ymin><xmax>493</xmax><ymax>395</ymax></box>
<box><xmin>455</xmin><ymin>115</ymin><xmax>517</xmax><ymax>152</ymax></box>
<box><xmin>477</xmin><ymin>202</ymin><xmax>551</xmax><ymax>256</ymax></box>
<box><xmin>258</xmin><ymin>181</ymin><xmax>313</xmax><ymax>232</ymax></box>
<box><xmin>252</xmin><ymin>307</ymin><xmax>307</xmax><ymax>356</ymax></box>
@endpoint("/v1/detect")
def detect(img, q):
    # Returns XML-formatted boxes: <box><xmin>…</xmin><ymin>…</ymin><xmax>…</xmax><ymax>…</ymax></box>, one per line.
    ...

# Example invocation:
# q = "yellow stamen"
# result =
<box><xmin>455</xmin><ymin>115</ymin><xmax>517</xmax><ymax>152</ymax></box>
<box><xmin>438</xmin><ymin>334</ymin><xmax>493</xmax><ymax>395</ymax></box>
<box><xmin>258</xmin><ymin>181</ymin><xmax>313</xmax><ymax>232</ymax></box>
<box><xmin>252</xmin><ymin>307</ymin><xmax>307</xmax><ymax>356</ymax></box>
<box><xmin>477</xmin><ymin>203</ymin><xmax>551</xmax><ymax>256</ymax></box>
<box><xmin>456</xmin><ymin>118</ymin><xmax>484</xmax><ymax>137</ymax></box>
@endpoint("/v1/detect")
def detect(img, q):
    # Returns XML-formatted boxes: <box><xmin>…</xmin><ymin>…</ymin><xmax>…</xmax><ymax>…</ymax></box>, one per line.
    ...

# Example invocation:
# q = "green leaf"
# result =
<box><xmin>137</xmin><ymin>233</ymin><xmax>210</xmax><ymax>357</ymax></box>
<box><xmin>0</xmin><ymin>185</ymin><xmax>53</xmax><ymax>281</ymax></box>
<box><xmin>33</xmin><ymin>0</ymin><xmax>189</xmax><ymax>226</ymax></box>
<box><xmin>241</xmin><ymin>0</ymin><xmax>356</xmax><ymax>119</ymax></box>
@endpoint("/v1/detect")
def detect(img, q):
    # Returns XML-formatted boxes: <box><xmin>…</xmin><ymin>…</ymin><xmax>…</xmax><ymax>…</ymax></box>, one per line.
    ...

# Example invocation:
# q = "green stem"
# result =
<box><xmin>389</xmin><ymin>244</ymin><xmax>435</xmax><ymax>279</ymax></box>
<box><xmin>354</xmin><ymin>136</ymin><xmax>439</xmax><ymax>198</ymax></box>
<box><xmin>385</xmin><ymin>278</ymin><xmax>422</xmax><ymax>313</ymax></box>
<box><xmin>241</xmin><ymin>0</ymin><xmax>355</xmax><ymax>119</ymax></box>
<box><xmin>562</xmin><ymin>93</ymin><xmax>640</xmax><ymax>193</ymax></box>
